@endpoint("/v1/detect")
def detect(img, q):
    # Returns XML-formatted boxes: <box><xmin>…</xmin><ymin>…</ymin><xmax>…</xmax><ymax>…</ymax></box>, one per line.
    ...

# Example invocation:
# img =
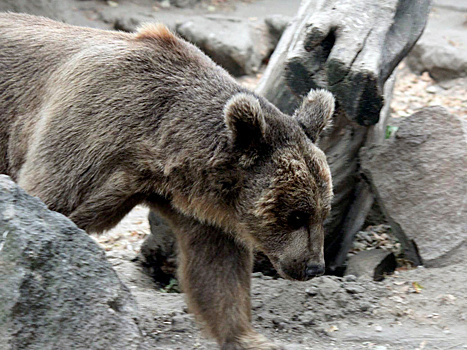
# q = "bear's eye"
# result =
<box><xmin>288</xmin><ymin>211</ymin><xmax>310</xmax><ymax>230</ymax></box>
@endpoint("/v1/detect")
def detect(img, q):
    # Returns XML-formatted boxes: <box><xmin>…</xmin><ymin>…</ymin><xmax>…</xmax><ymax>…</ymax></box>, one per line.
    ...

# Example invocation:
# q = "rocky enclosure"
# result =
<box><xmin>0</xmin><ymin>176</ymin><xmax>145</xmax><ymax>350</ymax></box>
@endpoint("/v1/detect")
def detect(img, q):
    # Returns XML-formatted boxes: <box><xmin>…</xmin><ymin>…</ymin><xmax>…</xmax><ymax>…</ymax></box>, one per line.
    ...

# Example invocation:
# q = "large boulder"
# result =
<box><xmin>0</xmin><ymin>175</ymin><xmax>146</xmax><ymax>350</ymax></box>
<box><xmin>406</xmin><ymin>6</ymin><xmax>467</xmax><ymax>81</ymax></box>
<box><xmin>176</xmin><ymin>16</ymin><xmax>279</xmax><ymax>76</ymax></box>
<box><xmin>168</xmin><ymin>0</ymin><xmax>200</xmax><ymax>8</ymax></box>
<box><xmin>0</xmin><ymin>0</ymin><xmax>105</xmax><ymax>28</ymax></box>
<box><xmin>138</xmin><ymin>211</ymin><xmax>177</xmax><ymax>284</ymax></box>
<box><xmin>360</xmin><ymin>107</ymin><xmax>467</xmax><ymax>267</ymax></box>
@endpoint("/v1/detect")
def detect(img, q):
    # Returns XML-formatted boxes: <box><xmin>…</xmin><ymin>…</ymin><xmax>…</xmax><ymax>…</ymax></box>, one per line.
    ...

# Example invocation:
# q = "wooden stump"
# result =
<box><xmin>256</xmin><ymin>0</ymin><xmax>431</xmax><ymax>271</ymax></box>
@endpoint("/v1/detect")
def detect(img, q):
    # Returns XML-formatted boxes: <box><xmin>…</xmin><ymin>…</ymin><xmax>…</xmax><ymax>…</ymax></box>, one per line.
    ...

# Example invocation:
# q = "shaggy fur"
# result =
<box><xmin>0</xmin><ymin>13</ymin><xmax>335</xmax><ymax>349</ymax></box>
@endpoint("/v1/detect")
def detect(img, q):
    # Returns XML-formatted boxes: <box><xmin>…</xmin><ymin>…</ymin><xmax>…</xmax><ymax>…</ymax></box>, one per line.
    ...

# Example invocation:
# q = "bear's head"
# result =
<box><xmin>224</xmin><ymin>89</ymin><xmax>335</xmax><ymax>281</ymax></box>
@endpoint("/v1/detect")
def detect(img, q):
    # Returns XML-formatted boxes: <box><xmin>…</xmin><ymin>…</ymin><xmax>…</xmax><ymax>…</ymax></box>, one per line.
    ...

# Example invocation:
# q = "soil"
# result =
<box><xmin>107</xmin><ymin>249</ymin><xmax>467</xmax><ymax>350</ymax></box>
<box><xmin>23</xmin><ymin>0</ymin><xmax>464</xmax><ymax>349</ymax></box>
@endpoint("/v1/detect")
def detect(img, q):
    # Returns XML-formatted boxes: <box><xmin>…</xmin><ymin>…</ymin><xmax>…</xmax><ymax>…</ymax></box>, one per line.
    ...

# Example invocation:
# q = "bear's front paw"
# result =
<box><xmin>222</xmin><ymin>332</ymin><xmax>285</xmax><ymax>350</ymax></box>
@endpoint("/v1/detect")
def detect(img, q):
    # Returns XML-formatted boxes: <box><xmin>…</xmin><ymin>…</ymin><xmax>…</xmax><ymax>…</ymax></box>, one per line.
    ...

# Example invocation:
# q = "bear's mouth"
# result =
<box><xmin>263</xmin><ymin>255</ymin><xmax>308</xmax><ymax>281</ymax></box>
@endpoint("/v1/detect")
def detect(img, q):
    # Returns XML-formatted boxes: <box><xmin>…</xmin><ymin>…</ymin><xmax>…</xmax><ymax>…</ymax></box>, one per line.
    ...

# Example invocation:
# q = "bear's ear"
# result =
<box><xmin>224</xmin><ymin>93</ymin><xmax>267</xmax><ymax>148</ymax></box>
<box><xmin>294</xmin><ymin>89</ymin><xmax>335</xmax><ymax>143</ymax></box>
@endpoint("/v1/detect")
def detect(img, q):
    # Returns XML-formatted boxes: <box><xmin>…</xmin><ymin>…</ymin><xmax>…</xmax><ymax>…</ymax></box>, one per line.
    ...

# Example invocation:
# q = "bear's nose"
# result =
<box><xmin>305</xmin><ymin>263</ymin><xmax>325</xmax><ymax>278</ymax></box>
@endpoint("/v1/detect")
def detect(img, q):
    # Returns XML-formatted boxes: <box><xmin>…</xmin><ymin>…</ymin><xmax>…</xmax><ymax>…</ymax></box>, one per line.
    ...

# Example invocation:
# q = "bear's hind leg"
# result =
<box><xmin>172</xmin><ymin>216</ymin><xmax>284</xmax><ymax>350</ymax></box>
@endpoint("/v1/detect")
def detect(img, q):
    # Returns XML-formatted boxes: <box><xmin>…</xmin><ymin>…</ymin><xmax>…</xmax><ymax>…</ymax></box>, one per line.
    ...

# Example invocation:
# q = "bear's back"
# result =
<box><xmin>0</xmin><ymin>13</ymin><xmax>242</xmax><ymax>177</ymax></box>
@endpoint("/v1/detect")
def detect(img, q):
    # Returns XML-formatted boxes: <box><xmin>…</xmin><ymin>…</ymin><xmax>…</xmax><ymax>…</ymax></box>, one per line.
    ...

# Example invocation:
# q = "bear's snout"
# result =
<box><xmin>278</xmin><ymin>260</ymin><xmax>325</xmax><ymax>281</ymax></box>
<box><xmin>305</xmin><ymin>262</ymin><xmax>325</xmax><ymax>279</ymax></box>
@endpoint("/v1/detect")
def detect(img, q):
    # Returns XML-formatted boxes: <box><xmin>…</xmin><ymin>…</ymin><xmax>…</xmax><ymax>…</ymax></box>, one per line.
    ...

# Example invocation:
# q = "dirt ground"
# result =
<box><xmin>71</xmin><ymin>1</ymin><xmax>467</xmax><ymax>349</ymax></box>
<box><xmin>103</xmin><ymin>247</ymin><xmax>467</xmax><ymax>350</ymax></box>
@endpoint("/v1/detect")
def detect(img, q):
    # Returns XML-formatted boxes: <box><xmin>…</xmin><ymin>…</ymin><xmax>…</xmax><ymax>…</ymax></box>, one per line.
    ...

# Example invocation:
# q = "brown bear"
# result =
<box><xmin>0</xmin><ymin>13</ymin><xmax>334</xmax><ymax>350</ymax></box>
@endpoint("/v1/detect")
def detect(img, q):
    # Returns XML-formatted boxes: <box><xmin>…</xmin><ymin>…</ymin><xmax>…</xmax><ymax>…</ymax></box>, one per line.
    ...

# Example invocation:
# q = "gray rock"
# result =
<box><xmin>169</xmin><ymin>0</ymin><xmax>199</xmax><ymax>8</ymax></box>
<box><xmin>0</xmin><ymin>175</ymin><xmax>145</xmax><ymax>350</ymax></box>
<box><xmin>406</xmin><ymin>7</ymin><xmax>467</xmax><ymax>81</ymax></box>
<box><xmin>361</xmin><ymin>107</ymin><xmax>467</xmax><ymax>267</ymax></box>
<box><xmin>305</xmin><ymin>286</ymin><xmax>319</xmax><ymax>297</ymax></box>
<box><xmin>344</xmin><ymin>274</ymin><xmax>357</xmax><ymax>282</ymax></box>
<box><xmin>298</xmin><ymin>311</ymin><xmax>316</xmax><ymax>326</ymax></box>
<box><xmin>113</xmin><ymin>16</ymin><xmax>146</xmax><ymax>32</ymax></box>
<box><xmin>264</xmin><ymin>14</ymin><xmax>291</xmax><ymax>44</ymax></box>
<box><xmin>345</xmin><ymin>249</ymin><xmax>397</xmax><ymax>281</ymax></box>
<box><xmin>171</xmin><ymin>314</ymin><xmax>194</xmax><ymax>332</ymax></box>
<box><xmin>0</xmin><ymin>0</ymin><xmax>106</xmax><ymax>28</ymax></box>
<box><xmin>139</xmin><ymin>211</ymin><xmax>177</xmax><ymax>284</ymax></box>
<box><xmin>176</xmin><ymin>16</ymin><xmax>276</xmax><ymax>76</ymax></box>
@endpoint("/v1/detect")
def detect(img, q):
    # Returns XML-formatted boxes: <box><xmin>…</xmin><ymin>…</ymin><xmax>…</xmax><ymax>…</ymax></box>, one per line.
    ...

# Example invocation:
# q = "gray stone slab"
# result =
<box><xmin>0</xmin><ymin>175</ymin><xmax>145</xmax><ymax>350</ymax></box>
<box><xmin>360</xmin><ymin>107</ymin><xmax>467</xmax><ymax>267</ymax></box>
<box><xmin>406</xmin><ymin>7</ymin><xmax>467</xmax><ymax>80</ymax></box>
<box><xmin>176</xmin><ymin>15</ymin><xmax>275</xmax><ymax>76</ymax></box>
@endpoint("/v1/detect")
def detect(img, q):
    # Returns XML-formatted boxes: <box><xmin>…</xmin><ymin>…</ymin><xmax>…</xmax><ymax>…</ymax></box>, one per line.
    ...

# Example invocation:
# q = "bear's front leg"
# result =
<box><xmin>172</xmin><ymin>216</ymin><xmax>283</xmax><ymax>350</ymax></box>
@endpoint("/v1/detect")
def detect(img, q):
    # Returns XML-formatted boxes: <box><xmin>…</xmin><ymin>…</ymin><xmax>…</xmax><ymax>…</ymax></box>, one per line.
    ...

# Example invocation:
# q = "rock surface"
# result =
<box><xmin>345</xmin><ymin>249</ymin><xmax>397</xmax><ymax>281</ymax></box>
<box><xmin>0</xmin><ymin>175</ymin><xmax>145</xmax><ymax>350</ymax></box>
<box><xmin>0</xmin><ymin>0</ymin><xmax>106</xmax><ymax>28</ymax></box>
<box><xmin>169</xmin><ymin>0</ymin><xmax>200</xmax><ymax>8</ymax></box>
<box><xmin>138</xmin><ymin>211</ymin><xmax>177</xmax><ymax>284</ymax></box>
<box><xmin>176</xmin><ymin>16</ymin><xmax>276</xmax><ymax>76</ymax></box>
<box><xmin>406</xmin><ymin>6</ymin><xmax>467</xmax><ymax>81</ymax></box>
<box><xmin>361</xmin><ymin>107</ymin><xmax>467</xmax><ymax>267</ymax></box>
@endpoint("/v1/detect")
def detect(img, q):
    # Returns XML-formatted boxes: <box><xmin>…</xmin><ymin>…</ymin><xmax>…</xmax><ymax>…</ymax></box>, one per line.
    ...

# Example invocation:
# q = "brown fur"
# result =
<box><xmin>135</xmin><ymin>22</ymin><xmax>179</xmax><ymax>44</ymax></box>
<box><xmin>0</xmin><ymin>13</ymin><xmax>335</xmax><ymax>349</ymax></box>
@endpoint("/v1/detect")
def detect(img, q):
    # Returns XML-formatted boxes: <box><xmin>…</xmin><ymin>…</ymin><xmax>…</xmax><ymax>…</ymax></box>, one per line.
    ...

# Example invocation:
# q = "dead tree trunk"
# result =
<box><xmin>256</xmin><ymin>0</ymin><xmax>431</xmax><ymax>272</ymax></box>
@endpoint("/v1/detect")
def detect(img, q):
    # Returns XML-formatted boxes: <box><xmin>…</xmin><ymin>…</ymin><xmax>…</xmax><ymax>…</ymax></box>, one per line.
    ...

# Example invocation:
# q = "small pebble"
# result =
<box><xmin>345</xmin><ymin>284</ymin><xmax>365</xmax><ymax>294</ymax></box>
<box><xmin>359</xmin><ymin>302</ymin><xmax>372</xmax><ymax>312</ymax></box>
<box><xmin>160</xmin><ymin>0</ymin><xmax>171</xmax><ymax>8</ymax></box>
<box><xmin>344</xmin><ymin>275</ymin><xmax>357</xmax><ymax>282</ymax></box>
<box><xmin>375</xmin><ymin>325</ymin><xmax>383</xmax><ymax>332</ymax></box>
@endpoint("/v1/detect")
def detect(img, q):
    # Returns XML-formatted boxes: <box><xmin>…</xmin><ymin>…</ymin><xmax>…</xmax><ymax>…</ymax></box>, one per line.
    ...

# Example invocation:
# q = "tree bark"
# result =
<box><xmin>256</xmin><ymin>0</ymin><xmax>431</xmax><ymax>271</ymax></box>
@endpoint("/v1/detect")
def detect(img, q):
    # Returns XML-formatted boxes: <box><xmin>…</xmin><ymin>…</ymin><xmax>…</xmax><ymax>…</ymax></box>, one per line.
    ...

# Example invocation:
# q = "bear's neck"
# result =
<box><xmin>147</xmin><ymin>85</ymin><xmax>246</xmax><ymax>232</ymax></box>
